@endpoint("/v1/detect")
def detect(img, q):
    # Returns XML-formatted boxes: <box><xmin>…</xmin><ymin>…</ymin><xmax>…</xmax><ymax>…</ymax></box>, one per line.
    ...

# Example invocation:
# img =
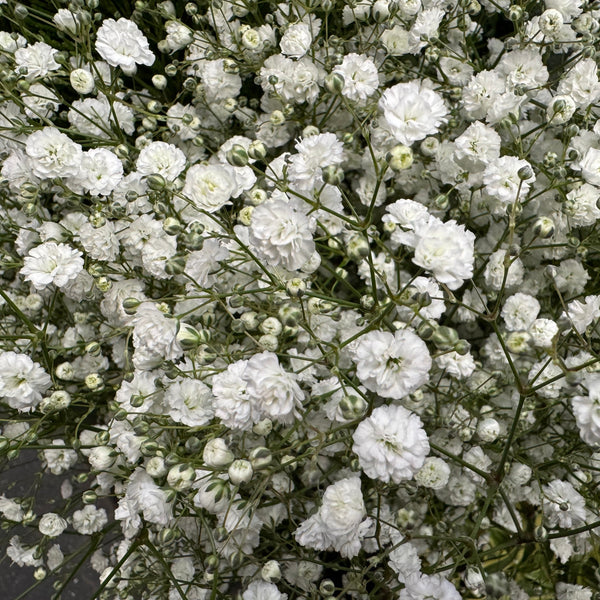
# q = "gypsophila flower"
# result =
<box><xmin>21</xmin><ymin>242</ymin><xmax>84</xmax><ymax>290</ymax></box>
<box><xmin>333</xmin><ymin>53</ymin><xmax>379</xmax><ymax>102</ymax></box>
<box><xmin>136</xmin><ymin>141</ymin><xmax>186</xmax><ymax>181</ymax></box>
<box><xmin>95</xmin><ymin>18</ymin><xmax>155</xmax><ymax>75</ymax></box>
<box><xmin>0</xmin><ymin>352</ymin><xmax>51</xmax><ymax>412</ymax></box>
<box><xmin>352</xmin><ymin>329</ymin><xmax>431</xmax><ymax>399</ymax></box>
<box><xmin>26</xmin><ymin>127</ymin><xmax>82</xmax><ymax>179</ymax></box>
<box><xmin>352</xmin><ymin>404</ymin><xmax>430</xmax><ymax>483</ymax></box>
<box><xmin>379</xmin><ymin>81</ymin><xmax>448</xmax><ymax>146</ymax></box>
<box><xmin>295</xmin><ymin>477</ymin><xmax>371</xmax><ymax>558</ymax></box>
<box><xmin>248</xmin><ymin>197</ymin><xmax>316</xmax><ymax>271</ymax></box>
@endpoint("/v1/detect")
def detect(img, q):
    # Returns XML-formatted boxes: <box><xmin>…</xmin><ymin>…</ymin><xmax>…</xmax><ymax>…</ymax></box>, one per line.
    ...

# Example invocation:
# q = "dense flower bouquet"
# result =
<box><xmin>3</xmin><ymin>0</ymin><xmax>600</xmax><ymax>598</ymax></box>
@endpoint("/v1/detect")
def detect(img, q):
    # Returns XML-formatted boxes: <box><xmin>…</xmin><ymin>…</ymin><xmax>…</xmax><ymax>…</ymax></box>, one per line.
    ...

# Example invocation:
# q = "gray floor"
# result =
<box><xmin>0</xmin><ymin>452</ymin><xmax>108</xmax><ymax>600</ymax></box>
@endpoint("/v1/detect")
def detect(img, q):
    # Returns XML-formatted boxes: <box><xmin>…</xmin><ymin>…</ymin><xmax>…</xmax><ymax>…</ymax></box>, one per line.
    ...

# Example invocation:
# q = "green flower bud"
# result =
<box><xmin>431</xmin><ymin>326</ymin><xmax>459</xmax><ymax>349</ymax></box>
<box><xmin>325</xmin><ymin>72</ymin><xmax>345</xmax><ymax>94</ymax></box>
<box><xmin>226</xmin><ymin>144</ymin><xmax>249</xmax><ymax>167</ymax></box>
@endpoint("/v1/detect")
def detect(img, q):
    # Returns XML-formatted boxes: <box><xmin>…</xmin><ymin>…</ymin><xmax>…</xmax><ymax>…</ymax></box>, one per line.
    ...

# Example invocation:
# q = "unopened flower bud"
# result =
<box><xmin>146</xmin><ymin>456</ymin><xmax>167</xmax><ymax>478</ymax></box>
<box><xmin>322</xmin><ymin>165</ymin><xmax>344</xmax><ymax>185</ymax></box>
<box><xmin>203</xmin><ymin>438</ymin><xmax>234</xmax><ymax>468</ymax></box>
<box><xmin>325</xmin><ymin>72</ymin><xmax>345</xmax><ymax>94</ymax></box>
<box><xmin>248</xmin><ymin>140</ymin><xmax>267</xmax><ymax>161</ymax></box>
<box><xmin>249</xmin><ymin>446</ymin><xmax>272</xmax><ymax>468</ymax></box>
<box><xmin>252</xmin><ymin>419</ymin><xmax>273</xmax><ymax>436</ymax></box>
<box><xmin>339</xmin><ymin>394</ymin><xmax>368</xmax><ymax>420</ymax></box>
<box><xmin>286</xmin><ymin>278</ymin><xmax>306</xmax><ymax>297</ymax></box>
<box><xmin>261</xmin><ymin>560</ymin><xmax>281</xmax><ymax>583</ymax></box>
<box><xmin>517</xmin><ymin>165</ymin><xmax>534</xmax><ymax>180</ymax></box>
<box><xmin>228</xmin><ymin>459</ymin><xmax>253</xmax><ymax>485</ymax></box>
<box><xmin>70</xmin><ymin>68</ymin><xmax>95</xmax><ymax>95</ymax></box>
<box><xmin>477</xmin><ymin>417</ymin><xmax>500</xmax><ymax>442</ymax></box>
<box><xmin>226</xmin><ymin>144</ymin><xmax>249</xmax><ymax>167</ymax></box>
<box><xmin>167</xmin><ymin>463</ymin><xmax>196</xmax><ymax>491</ymax></box>
<box><xmin>532</xmin><ymin>216</ymin><xmax>555</xmax><ymax>238</ymax></box>
<box><xmin>431</xmin><ymin>326</ymin><xmax>459</xmax><ymax>349</ymax></box>
<box><xmin>505</xmin><ymin>331</ymin><xmax>531</xmax><ymax>353</ymax></box>
<box><xmin>386</xmin><ymin>145</ymin><xmax>414</xmax><ymax>171</ymax></box>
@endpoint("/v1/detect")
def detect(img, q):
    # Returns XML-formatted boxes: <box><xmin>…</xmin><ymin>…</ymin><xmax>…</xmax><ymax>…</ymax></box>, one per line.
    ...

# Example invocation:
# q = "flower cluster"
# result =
<box><xmin>2</xmin><ymin>0</ymin><xmax>600</xmax><ymax>598</ymax></box>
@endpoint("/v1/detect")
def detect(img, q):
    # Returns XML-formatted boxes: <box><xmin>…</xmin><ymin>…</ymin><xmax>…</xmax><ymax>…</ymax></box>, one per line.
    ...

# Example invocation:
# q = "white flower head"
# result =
<box><xmin>26</xmin><ymin>127</ymin><xmax>83</xmax><ymax>179</ymax></box>
<box><xmin>136</xmin><ymin>141</ymin><xmax>186</xmax><ymax>181</ymax></box>
<box><xmin>352</xmin><ymin>404</ymin><xmax>430</xmax><ymax>483</ymax></box>
<box><xmin>21</xmin><ymin>242</ymin><xmax>84</xmax><ymax>290</ymax></box>
<box><xmin>183</xmin><ymin>163</ymin><xmax>237</xmax><ymax>213</ymax></box>
<box><xmin>379</xmin><ymin>81</ymin><xmax>448</xmax><ymax>146</ymax></box>
<box><xmin>248</xmin><ymin>198</ymin><xmax>316</xmax><ymax>272</ymax></box>
<box><xmin>95</xmin><ymin>18</ymin><xmax>155</xmax><ymax>75</ymax></box>
<box><xmin>0</xmin><ymin>352</ymin><xmax>51</xmax><ymax>412</ymax></box>
<box><xmin>352</xmin><ymin>329</ymin><xmax>431</xmax><ymax>399</ymax></box>
<box><xmin>412</xmin><ymin>218</ymin><xmax>475</xmax><ymax>290</ymax></box>
<box><xmin>333</xmin><ymin>53</ymin><xmax>379</xmax><ymax>102</ymax></box>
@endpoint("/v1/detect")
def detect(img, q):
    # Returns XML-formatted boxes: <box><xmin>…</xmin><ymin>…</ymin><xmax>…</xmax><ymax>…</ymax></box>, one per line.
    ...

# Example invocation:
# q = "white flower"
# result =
<box><xmin>557</xmin><ymin>58</ymin><xmax>600</xmax><ymax>108</ymax></box>
<box><xmin>136</xmin><ymin>141</ymin><xmax>186</xmax><ymax>181</ymax></box>
<box><xmin>72</xmin><ymin>505</ymin><xmax>108</xmax><ymax>534</ymax></box>
<box><xmin>435</xmin><ymin>351</ymin><xmax>476</xmax><ymax>380</ymax></box>
<box><xmin>70</xmin><ymin>68</ymin><xmax>95</xmax><ymax>94</ymax></box>
<box><xmin>248</xmin><ymin>198</ymin><xmax>316</xmax><ymax>271</ymax></box>
<box><xmin>383</xmin><ymin>198</ymin><xmax>431</xmax><ymax>248</ymax></box>
<box><xmin>529</xmin><ymin>318</ymin><xmax>559</xmax><ymax>348</ymax></box>
<box><xmin>21</xmin><ymin>242</ymin><xmax>84</xmax><ymax>290</ymax></box>
<box><xmin>200</xmin><ymin>59</ymin><xmax>242</xmax><ymax>103</ymax></box>
<box><xmin>280</xmin><ymin>22</ymin><xmax>312</xmax><ymax>57</ymax></box>
<box><xmin>556</xmin><ymin>583</ymin><xmax>593</xmax><ymax>600</ymax></box>
<box><xmin>212</xmin><ymin>360</ymin><xmax>259</xmax><ymax>430</ymax></box>
<box><xmin>412</xmin><ymin>218</ymin><xmax>475</xmax><ymax>290</ymax></box>
<box><xmin>352</xmin><ymin>404</ymin><xmax>430</xmax><ymax>483</ymax></box>
<box><xmin>543</xmin><ymin>479</ymin><xmax>587</xmax><ymax>529</ymax></box>
<box><xmin>115</xmin><ymin>468</ymin><xmax>171</xmax><ymax>527</ymax></box>
<box><xmin>572</xmin><ymin>373</ymin><xmax>600</xmax><ymax>445</ymax></box>
<box><xmin>77</xmin><ymin>221</ymin><xmax>119</xmax><ymax>262</ymax></box>
<box><xmin>243</xmin><ymin>580</ymin><xmax>287</xmax><ymax>600</ymax></box>
<box><xmin>564</xmin><ymin>295</ymin><xmax>600</xmax><ymax>333</ymax></box>
<box><xmin>415</xmin><ymin>457</ymin><xmax>451</xmax><ymax>490</ymax></box>
<box><xmin>287</xmin><ymin>133</ymin><xmax>345</xmax><ymax>191</ymax></box>
<box><xmin>95</xmin><ymin>18</ymin><xmax>155</xmax><ymax>75</ymax></box>
<box><xmin>483</xmin><ymin>156</ymin><xmax>535</xmax><ymax>208</ymax></box>
<box><xmin>7</xmin><ymin>537</ymin><xmax>43</xmax><ymax>568</ymax></box>
<box><xmin>165</xmin><ymin>378</ymin><xmax>215</xmax><ymax>427</ymax></box>
<box><xmin>131</xmin><ymin>302</ymin><xmax>182</xmax><ymax>370</ymax></box>
<box><xmin>182</xmin><ymin>163</ymin><xmax>237</xmax><ymax>213</ymax></box>
<box><xmin>352</xmin><ymin>329</ymin><xmax>431</xmax><ymax>399</ymax></box>
<box><xmin>379</xmin><ymin>81</ymin><xmax>448</xmax><ymax>146</ymax></box>
<box><xmin>26</xmin><ymin>127</ymin><xmax>83</xmax><ymax>179</ymax></box>
<box><xmin>400</xmin><ymin>574</ymin><xmax>461</xmax><ymax>600</ymax></box>
<box><xmin>381</xmin><ymin>25</ymin><xmax>411</xmax><ymax>56</ymax></box>
<box><xmin>75</xmin><ymin>148</ymin><xmax>123</xmax><ymax>196</ymax></box>
<box><xmin>579</xmin><ymin>147</ymin><xmax>600</xmax><ymax>186</ymax></box>
<box><xmin>0</xmin><ymin>496</ymin><xmax>24</xmax><ymax>522</ymax></box>
<box><xmin>14</xmin><ymin>42</ymin><xmax>60</xmax><ymax>80</ymax></box>
<box><xmin>483</xmin><ymin>249</ymin><xmax>524</xmax><ymax>291</ymax></box>
<box><xmin>38</xmin><ymin>513</ymin><xmax>67</xmax><ymax>537</ymax></box>
<box><xmin>501</xmin><ymin>293</ymin><xmax>541</xmax><ymax>331</ymax></box>
<box><xmin>245</xmin><ymin>352</ymin><xmax>304</xmax><ymax>424</ymax></box>
<box><xmin>453</xmin><ymin>121</ymin><xmax>501</xmax><ymax>171</ymax></box>
<box><xmin>564</xmin><ymin>183</ymin><xmax>600</xmax><ymax>226</ymax></box>
<box><xmin>333</xmin><ymin>53</ymin><xmax>379</xmax><ymax>102</ymax></box>
<box><xmin>43</xmin><ymin>440</ymin><xmax>78</xmax><ymax>475</ymax></box>
<box><xmin>295</xmin><ymin>477</ymin><xmax>371</xmax><ymax>558</ymax></box>
<box><xmin>0</xmin><ymin>352</ymin><xmax>51</xmax><ymax>412</ymax></box>
<box><xmin>165</xmin><ymin>21</ymin><xmax>193</xmax><ymax>51</ymax></box>
<box><xmin>22</xmin><ymin>83</ymin><xmax>60</xmax><ymax>119</ymax></box>
<box><xmin>202</xmin><ymin>438</ymin><xmax>234</xmax><ymax>468</ymax></box>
